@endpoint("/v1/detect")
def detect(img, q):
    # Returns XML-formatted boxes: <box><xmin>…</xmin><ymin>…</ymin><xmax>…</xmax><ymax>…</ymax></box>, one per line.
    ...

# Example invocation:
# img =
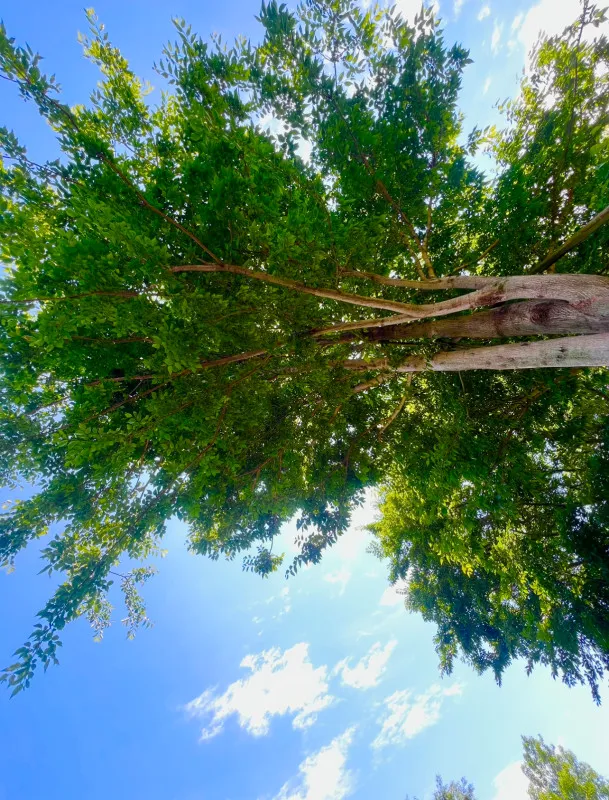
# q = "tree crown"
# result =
<box><xmin>1</xmin><ymin>1</ymin><xmax>608</xmax><ymax>694</ymax></box>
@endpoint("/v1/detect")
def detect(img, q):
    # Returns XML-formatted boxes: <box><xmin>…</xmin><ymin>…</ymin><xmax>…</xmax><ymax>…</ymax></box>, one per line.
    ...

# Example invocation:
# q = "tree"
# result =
<box><xmin>406</xmin><ymin>776</ymin><xmax>476</xmax><ymax>800</ymax></box>
<box><xmin>405</xmin><ymin>737</ymin><xmax>609</xmax><ymax>799</ymax></box>
<box><xmin>523</xmin><ymin>735</ymin><xmax>609</xmax><ymax>799</ymax></box>
<box><xmin>0</xmin><ymin>1</ymin><xmax>608</xmax><ymax>693</ymax></box>
<box><xmin>371</xmin><ymin>398</ymin><xmax>609</xmax><ymax>701</ymax></box>
<box><xmin>432</xmin><ymin>777</ymin><xmax>476</xmax><ymax>800</ymax></box>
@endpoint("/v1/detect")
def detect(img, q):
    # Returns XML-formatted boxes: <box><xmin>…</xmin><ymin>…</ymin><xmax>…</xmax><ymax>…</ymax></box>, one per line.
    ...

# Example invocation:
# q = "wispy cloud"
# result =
<box><xmin>332</xmin><ymin>526</ymin><xmax>370</xmax><ymax>562</ymax></box>
<box><xmin>185</xmin><ymin>643</ymin><xmax>333</xmax><ymax>739</ymax></box>
<box><xmin>394</xmin><ymin>0</ymin><xmax>441</xmax><ymax>21</ymax></box>
<box><xmin>271</xmin><ymin>728</ymin><xmax>356</xmax><ymax>800</ymax></box>
<box><xmin>372</xmin><ymin>683</ymin><xmax>463</xmax><ymax>749</ymax></box>
<box><xmin>483</xmin><ymin>76</ymin><xmax>492</xmax><ymax>94</ymax></box>
<box><xmin>277</xmin><ymin>586</ymin><xmax>292</xmax><ymax>617</ymax></box>
<box><xmin>258</xmin><ymin>112</ymin><xmax>287</xmax><ymax>139</ymax></box>
<box><xmin>491</xmin><ymin>20</ymin><xmax>504</xmax><ymax>54</ymax></box>
<box><xmin>453</xmin><ymin>0</ymin><xmax>465</xmax><ymax>18</ymax></box>
<box><xmin>379</xmin><ymin>579</ymin><xmax>408</xmax><ymax>607</ymax></box>
<box><xmin>477</xmin><ymin>3</ymin><xmax>491</xmax><ymax>21</ymax></box>
<box><xmin>515</xmin><ymin>0</ymin><xmax>592</xmax><ymax>62</ymax></box>
<box><xmin>511</xmin><ymin>11</ymin><xmax>524</xmax><ymax>32</ymax></box>
<box><xmin>334</xmin><ymin>641</ymin><xmax>397</xmax><ymax>690</ymax></box>
<box><xmin>492</xmin><ymin>761</ymin><xmax>529</xmax><ymax>800</ymax></box>
<box><xmin>324</xmin><ymin>568</ymin><xmax>352</xmax><ymax>596</ymax></box>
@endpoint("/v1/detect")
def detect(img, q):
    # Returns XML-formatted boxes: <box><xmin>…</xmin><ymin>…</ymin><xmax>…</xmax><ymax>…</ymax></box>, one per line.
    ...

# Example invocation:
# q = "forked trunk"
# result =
<box><xmin>369</xmin><ymin>300</ymin><xmax>609</xmax><ymax>340</ymax></box>
<box><xmin>351</xmin><ymin>275</ymin><xmax>609</xmax><ymax>374</ymax></box>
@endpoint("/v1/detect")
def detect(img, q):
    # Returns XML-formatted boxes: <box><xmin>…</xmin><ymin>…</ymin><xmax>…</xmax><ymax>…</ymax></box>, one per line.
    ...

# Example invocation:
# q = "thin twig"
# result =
<box><xmin>449</xmin><ymin>239</ymin><xmax>500</xmax><ymax>275</ymax></box>
<box><xmin>377</xmin><ymin>387</ymin><xmax>410</xmax><ymax>437</ymax></box>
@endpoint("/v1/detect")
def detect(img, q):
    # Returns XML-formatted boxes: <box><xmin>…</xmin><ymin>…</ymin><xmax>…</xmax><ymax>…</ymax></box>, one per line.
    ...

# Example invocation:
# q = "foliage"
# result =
<box><xmin>405</xmin><ymin>737</ymin><xmax>609</xmax><ymax>799</ymax></box>
<box><xmin>523</xmin><ymin>735</ymin><xmax>609</xmax><ymax>799</ymax></box>
<box><xmin>406</xmin><ymin>776</ymin><xmax>476</xmax><ymax>800</ymax></box>
<box><xmin>430</xmin><ymin>777</ymin><xmax>476</xmax><ymax>800</ymax></box>
<box><xmin>0</xmin><ymin>1</ymin><xmax>608</xmax><ymax>693</ymax></box>
<box><xmin>372</xmin><ymin>379</ymin><xmax>609</xmax><ymax>701</ymax></box>
<box><xmin>366</xmin><ymin>6</ymin><xmax>609</xmax><ymax>704</ymax></box>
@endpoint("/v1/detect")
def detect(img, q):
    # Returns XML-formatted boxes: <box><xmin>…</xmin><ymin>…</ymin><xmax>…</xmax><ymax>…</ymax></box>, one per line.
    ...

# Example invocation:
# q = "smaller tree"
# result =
<box><xmin>405</xmin><ymin>737</ymin><xmax>609</xmax><ymax>800</ymax></box>
<box><xmin>406</xmin><ymin>776</ymin><xmax>477</xmax><ymax>800</ymax></box>
<box><xmin>523</xmin><ymin>735</ymin><xmax>609</xmax><ymax>800</ymax></box>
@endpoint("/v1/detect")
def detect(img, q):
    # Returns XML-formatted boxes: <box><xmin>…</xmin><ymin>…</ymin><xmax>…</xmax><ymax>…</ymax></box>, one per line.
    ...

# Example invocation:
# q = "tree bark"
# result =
<box><xmin>366</xmin><ymin>300</ymin><xmax>609</xmax><ymax>340</ymax></box>
<box><xmin>311</xmin><ymin>274</ymin><xmax>609</xmax><ymax>337</ymax></box>
<box><xmin>352</xmin><ymin>334</ymin><xmax>609</xmax><ymax>381</ymax></box>
<box><xmin>172</xmin><ymin>264</ymin><xmax>609</xmax><ymax>372</ymax></box>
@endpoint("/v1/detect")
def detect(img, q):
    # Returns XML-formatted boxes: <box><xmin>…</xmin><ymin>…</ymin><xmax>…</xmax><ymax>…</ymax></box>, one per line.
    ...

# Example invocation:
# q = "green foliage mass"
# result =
<box><xmin>0</xmin><ymin>1</ymin><xmax>608</xmax><ymax>694</ymax></box>
<box><xmin>406</xmin><ymin>735</ymin><xmax>609</xmax><ymax>799</ymax></box>
<box><xmin>523</xmin><ymin>735</ymin><xmax>609</xmax><ymax>799</ymax></box>
<box><xmin>406</xmin><ymin>776</ymin><xmax>476</xmax><ymax>800</ymax></box>
<box><xmin>371</xmin><ymin>372</ymin><xmax>609</xmax><ymax>701</ymax></box>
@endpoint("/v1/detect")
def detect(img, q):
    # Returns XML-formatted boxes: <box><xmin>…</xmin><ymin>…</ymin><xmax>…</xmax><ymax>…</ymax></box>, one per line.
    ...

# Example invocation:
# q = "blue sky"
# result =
<box><xmin>1</xmin><ymin>1</ymin><xmax>609</xmax><ymax>799</ymax></box>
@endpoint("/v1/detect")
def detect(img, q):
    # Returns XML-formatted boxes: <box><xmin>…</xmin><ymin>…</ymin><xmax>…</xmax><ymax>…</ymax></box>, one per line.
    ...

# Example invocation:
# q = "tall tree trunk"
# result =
<box><xmin>365</xmin><ymin>300</ymin><xmax>609</xmax><ymax>340</ymax></box>
<box><xmin>350</xmin><ymin>334</ymin><xmax>609</xmax><ymax>381</ymax></box>
<box><xmin>394</xmin><ymin>333</ymin><xmax>609</xmax><ymax>371</ymax></box>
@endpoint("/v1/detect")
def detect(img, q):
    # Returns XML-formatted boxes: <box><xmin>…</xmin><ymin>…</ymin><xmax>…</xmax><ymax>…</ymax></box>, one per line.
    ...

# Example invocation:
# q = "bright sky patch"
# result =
<box><xmin>372</xmin><ymin>683</ymin><xmax>464</xmax><ymax>749</ymax></box>
<box><xmin>334</xmin><ymin>641</ymin><xmax>397</xmax><ymax>690</ymax></box>
<box><xmin>186</xmin><ymin>643</ymin><xmax>333</xmax><ymax>738</ymax></box>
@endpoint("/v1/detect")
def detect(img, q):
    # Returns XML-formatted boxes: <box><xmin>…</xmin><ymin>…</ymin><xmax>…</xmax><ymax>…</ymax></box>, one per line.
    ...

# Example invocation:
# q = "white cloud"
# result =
<box><xmin>334</xmin><ymin>641</ymin><xmax>397</xmax><ymax>690</ymax></box>
<box><xmin>492</xmin><ymin>761</ymin><xmax>529</xmax><ymax>800</ymax></box>
<box><xmin>477</xmin><ymin>4</ymin><xmax>490</xmax><ymax>21</ymax></box>
<box><xmin>274</xmin><ymin>492</ymin><xmax>376</xmax><ymax>565</ymax></box>
<box><xmin>379</xmin><ymin>579</ymin><xmax>409</xmax><ymax>607</ymax></box>
<box><xmin>394</xmin><ymin>0</ymin><xmax>441</xmax><ymax>21</ymax></box>
<box><xmin>258</xmin><ymin>112</ymin><xmax>288</xmax><ymax>139</ymax></box>
<box><xmin>483</xmin><ymin>76</ymin><xmax>492</xmax><ymax>94</ymax></box>
<box><xmin>491</xmin><ymin>20</ymin><xmax>504</xmax><ymax>54</ymax></box>
<box><xmin>324</xmin><ymin>568</ymin><xmax>352</xmax><ymax>596</ymax></box>
<box><xmin>372</xmin><ymin>683</ymin><xmax>463</xmax><ymax>749</ymax></box>
<box><xmin>332</xmin><ymin>525</ymin><xmax>371</xmax><ymax>562</ymax></box>
<box><xmin>264</xmin><ymin>585</ymin><xmax>292</xmax><ymax>620</ymax></box>
<box><xmin>453</xmin><ymin>0</ymin><xmax>465</xmax><ymax>18</ymax></box>
<box><xmin>279</xmin><ymin>586</ymin><xmax>292</xmax><ymax>615</ymax></box>
<box><xmin>516</xmin><ymin>0</ymin><xmax>593</xmax><ymax>59</ymax></box>
<box><xmin>511</xmin><ymin>11</ymin><xmax>524</xmax><ymax>32</ymax></box>
<box><xmin>185</xmin><ymin>643</ymin><xmax>333</xmax><ymax>739</ymax></box>
<box><xmin>297</xmin><ymin>137</ymin><xmax>313</xmax><ymax>163</ymax></box>
<box><xmin>272</xmin><ymin>728</ymin><xmax>356</xmax><ymax>800</ymax></box>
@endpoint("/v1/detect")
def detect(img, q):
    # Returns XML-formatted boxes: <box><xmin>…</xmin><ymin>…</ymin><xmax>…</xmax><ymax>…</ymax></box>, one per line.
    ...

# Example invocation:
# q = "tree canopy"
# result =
<box><xmin>523</xmin><ymin>735</ymin><xmax>609</xmax><ymax>799</ymax></box>
<box><xmin>0</xmin><ymin>1</ymin><xmax>608</xmax><ymax>694</ymax></box>
<box><xmin>406</xmin><ymin>735</ymin><xmax>609</xmax><ymax>799</ymax></box>
<box><xmin>406</xmin><ymin>776</ymin><xmax>476</xmax><ymax>800</ymax></box>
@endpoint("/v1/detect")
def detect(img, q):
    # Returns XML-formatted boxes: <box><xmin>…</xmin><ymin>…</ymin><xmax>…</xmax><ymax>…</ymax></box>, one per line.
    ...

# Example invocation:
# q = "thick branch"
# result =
<box><xmin>313</xmin><ymin>274</ymin><xmax>609</xmax><ymax>336</ymax></box>
<box><xmin>101</xmin><ymin>159</ymin><xmax>222</xmax><ymax>265</ymax></box>
<box><xmin>171</xmin><ymin>263</ymin><xmax>426</xmax><ymax>314</ymax></box>
<box><xmin>530</xmin><ymin>204</ymin><xmax>609</xmax><ymax>274</ymax></box>
<box><xmin>366</xmin><ymin>300</ymin><xmax>609</xmax><ymax>340</ymax></box>
<box><xmin>340</xmin><ymin>270</ymin><xmax>496</xmax><ymax>290</ymax></box>
<box><xmin>87</xmin><ymin>349</ymin><xmax>268</xmax><ymax>387</ymax></box>
<box><xmin>354</xmin><ymin>333</ymin><xmax>609</xmax><ymax>380</ymax></box>
<box><xmin>340</xmin><ymin>271</ymin><xmax>609</xmax><ymax>295</ymax></box>
<box><xmin>0</xmin><ymin>290</ymin><xmax>142</xmax><ymax>305</ymax></box>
